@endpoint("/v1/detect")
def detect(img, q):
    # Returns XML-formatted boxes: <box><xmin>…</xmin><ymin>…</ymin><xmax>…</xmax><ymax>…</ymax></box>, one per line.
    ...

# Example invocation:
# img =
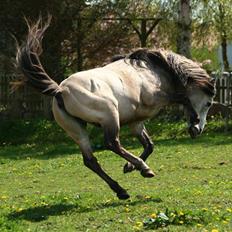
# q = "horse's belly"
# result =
<box><xmin>119</xmin><ymin>104</ymin><xmax>161</xmax><ymax>125</ymax></box>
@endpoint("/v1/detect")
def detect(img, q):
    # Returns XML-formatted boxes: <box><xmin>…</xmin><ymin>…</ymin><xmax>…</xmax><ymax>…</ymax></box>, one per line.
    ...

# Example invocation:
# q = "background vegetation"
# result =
<box><xmin>1</xmin><ymin>0</ymin><xmax>232</xmax><ymax>78</ymax></box>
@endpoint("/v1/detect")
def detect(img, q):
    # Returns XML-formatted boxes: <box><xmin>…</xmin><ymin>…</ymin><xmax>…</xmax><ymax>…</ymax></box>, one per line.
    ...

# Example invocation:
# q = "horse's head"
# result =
<box><xmin>185</xmin><ymin>79</ymin><xmax>216</xmax><ymax>138</ymax></box>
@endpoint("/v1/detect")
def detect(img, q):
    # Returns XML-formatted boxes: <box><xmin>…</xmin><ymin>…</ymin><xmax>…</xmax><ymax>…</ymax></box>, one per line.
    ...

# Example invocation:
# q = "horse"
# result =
<box><xmin>16</xmin><ymin>17</ymin><xmax>215</xmax><ymax>200</ymax></box>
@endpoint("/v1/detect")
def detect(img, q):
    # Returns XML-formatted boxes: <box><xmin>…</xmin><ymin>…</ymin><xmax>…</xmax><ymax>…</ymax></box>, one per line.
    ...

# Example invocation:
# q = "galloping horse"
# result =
<box><xmin>16</xmin><ymin>17</ymin><xmax>215</xmax><ymax>199</ymax></box>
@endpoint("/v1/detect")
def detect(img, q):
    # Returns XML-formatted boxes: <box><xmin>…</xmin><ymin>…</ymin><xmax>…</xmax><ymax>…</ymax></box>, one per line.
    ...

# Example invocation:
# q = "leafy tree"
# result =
<box><xmin>194</xmin><ymin>0</ymin><xmax>232</xmax><ymax>70</ymax></box>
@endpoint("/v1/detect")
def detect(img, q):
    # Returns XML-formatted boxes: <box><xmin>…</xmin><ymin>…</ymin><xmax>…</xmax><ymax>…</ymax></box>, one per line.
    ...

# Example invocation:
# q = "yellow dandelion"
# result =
<box><xmin>41</xmin><ymin>202</ymin><xmax>48</xmax><ymax>206</ymax></box>
<box><xmin>0</xmin><ymin>195</ymin><xmax>8</xmax><ymax>200</ymax></box>
<box><xmin>125</xmin><ymin>207</ymin><xmax>130</xmax><ymax>212</ymax></box>
<box><xmin>211</xmin><ymin>229</ymin><xmax>219</xmax><ymax>232</ymax></box>
<box><xmin>16</xmin><ymin>208</ymin><xmax>23</xmax><ymax>212</ymax></box>
<box><xmin>179</xmin><ymin>211</ymin><xmax>184</xmax><ymax>216</ymax></box>
<box><xmin>179</xmin><ymin>221</ymin><xmax>184</xmax><ymax>224</ymax></box>
<box><xmin>136</xmin><ymin>221</ymin><xmax>143</xmax><ymax>227</ymax></box>
<box><xmin>150</xmin><ymin>213</ymin><xmax>157</xmax><ymax>219</ymax></box>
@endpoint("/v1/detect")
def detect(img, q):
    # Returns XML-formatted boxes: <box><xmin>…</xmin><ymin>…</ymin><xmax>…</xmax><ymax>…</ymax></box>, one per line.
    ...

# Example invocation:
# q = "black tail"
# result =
<box><xmin>16</xmin><ymin>16</ymin><xmax>62</xmax><ymax>96</ymax></box>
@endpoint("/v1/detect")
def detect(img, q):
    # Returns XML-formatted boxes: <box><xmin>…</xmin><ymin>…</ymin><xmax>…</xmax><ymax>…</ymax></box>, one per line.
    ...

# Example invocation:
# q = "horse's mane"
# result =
<box><xmin>127</xmin><ymin>48</ymin><xmax>215</xmax><ymax>96</ymax></box>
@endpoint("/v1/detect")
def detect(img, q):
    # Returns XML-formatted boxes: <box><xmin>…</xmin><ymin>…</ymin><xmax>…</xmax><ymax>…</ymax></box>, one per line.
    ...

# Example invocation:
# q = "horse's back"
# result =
<box><xmin>57</xmin><ymin>61</ymin><xmax>143</xmax><ymax>124</ymax></box>
<box><xmin>56</xmin><ymin>60</ymin><xmax>161</xmax><ymax>125</ymax></box>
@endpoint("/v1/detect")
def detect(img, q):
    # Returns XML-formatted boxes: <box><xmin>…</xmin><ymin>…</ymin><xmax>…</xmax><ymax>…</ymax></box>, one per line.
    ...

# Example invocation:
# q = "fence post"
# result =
<box><xmin>224</xmin><ymin>72</ymin><xmax>230</xmax><ymax>132</ymax></box>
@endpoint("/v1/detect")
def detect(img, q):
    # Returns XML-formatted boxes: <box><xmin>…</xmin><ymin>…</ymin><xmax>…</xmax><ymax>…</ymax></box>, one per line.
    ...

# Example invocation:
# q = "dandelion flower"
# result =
<box><xmin>136</xmin><ymin>221</ymin><xmax>143</xmax><ymax>227</ymax></box>
<box><xmin>211</xmin><ymin>229</ymin><xmax>219</xmax><ymax>232</ymax></box>
<box><xmin>0</xmin><ymin>195</ymin><xmax>8</xmax><ymax>200</ymax></box>
<box><xmin>150</xmin><ymin>213</ymin><xmax>157</xmax><ymax>219</ymax></box>
<box><xmin>125</xmin><ymin>207</ymin><xmax>130</xmax><ymax>212</ymax></box>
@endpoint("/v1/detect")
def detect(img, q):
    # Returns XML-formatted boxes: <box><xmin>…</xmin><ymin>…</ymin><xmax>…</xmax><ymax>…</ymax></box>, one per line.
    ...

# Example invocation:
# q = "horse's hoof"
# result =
<box><xmin>141</xmin><ymin>168</ymin><xmax>155</xmax><ymax>178</ymax></box>
<box><xmin>117</xmin><ymin>191</ymin><xmax>130</xmax><ymax>200</ymax></box>
<box><xmin>123</xmin><ymin>162</ymin><xmax>135</xmax><ymax>173</ymax></box>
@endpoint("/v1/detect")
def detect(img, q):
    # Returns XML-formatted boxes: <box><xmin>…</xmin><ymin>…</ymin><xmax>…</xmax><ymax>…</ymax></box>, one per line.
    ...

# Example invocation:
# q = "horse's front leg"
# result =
<box><xmin>103</xmin><ymin>116</ymin><xmax>155</xmax><ymax>178</ymax></box>
<box><xmin>124</xmin><ymin>123</ymin><xmax>154</xmax><ymax>173</ymax></box>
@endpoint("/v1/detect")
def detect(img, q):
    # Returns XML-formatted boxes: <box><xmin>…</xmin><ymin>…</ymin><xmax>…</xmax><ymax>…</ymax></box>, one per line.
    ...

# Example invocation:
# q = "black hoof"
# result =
<box><xmin>123</xmin><ymin>162</ymin><xmax>135</xmax><ymax>173</ymax></box>
<box><xmin>117</xmin><ymin>191</ymin><xmax>130</xmax><ymax>200</ymax></box>
<box><xmin>140</xmin><ymin>168</ymin><xmax>155</xmax><ymax>178</ymax></box>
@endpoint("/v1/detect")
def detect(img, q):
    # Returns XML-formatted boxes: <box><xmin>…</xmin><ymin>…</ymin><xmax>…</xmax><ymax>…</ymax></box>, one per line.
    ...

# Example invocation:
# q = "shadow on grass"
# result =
<box><xmin>8</xmin><ymin>197</ymin><xmax>162</xmax><ymax>222</ymax></box>
<box><xmin>1</xmin><ymin>131</ymin><xmax>231</xmax><ymax>161</ymax></box>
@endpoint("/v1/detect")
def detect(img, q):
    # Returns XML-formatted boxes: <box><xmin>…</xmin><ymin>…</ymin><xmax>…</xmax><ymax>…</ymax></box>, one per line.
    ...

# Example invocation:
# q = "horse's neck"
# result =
<box><xmin>153</xmin><ymin>67</ymin><xmax>188</xmax><ymax>106</ymax></box>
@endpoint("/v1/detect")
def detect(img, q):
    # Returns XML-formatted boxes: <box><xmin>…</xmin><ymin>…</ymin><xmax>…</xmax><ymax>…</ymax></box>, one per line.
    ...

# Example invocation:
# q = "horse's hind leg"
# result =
<box><xmin>102</xmin><ymin>114</ymin><xmax>154</xmax><ymax>178</ymax></box>
<box><xmin>53</xmin><ymin>101</ymin><xmax>129</xmax><ymax>200</ymax></box>
<box><xmin>124</xmin><ymin>123</ymin><xmax>154</xmax><ymax>173</ymax></box>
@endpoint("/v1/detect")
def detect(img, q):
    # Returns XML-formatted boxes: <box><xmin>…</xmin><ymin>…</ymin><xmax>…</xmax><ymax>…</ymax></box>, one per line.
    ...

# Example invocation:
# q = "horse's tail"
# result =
<box><xmin>16</xmin><ymin>16</ymin><xmax>62</xmax><ymax>97</ymax></box>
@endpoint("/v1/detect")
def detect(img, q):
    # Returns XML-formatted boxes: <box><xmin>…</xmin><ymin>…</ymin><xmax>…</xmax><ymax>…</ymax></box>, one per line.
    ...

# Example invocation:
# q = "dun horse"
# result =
<box><xmin>16</xmin><ymin>18</ymin><xmax>215</xmax><ymax>199</ymax></box>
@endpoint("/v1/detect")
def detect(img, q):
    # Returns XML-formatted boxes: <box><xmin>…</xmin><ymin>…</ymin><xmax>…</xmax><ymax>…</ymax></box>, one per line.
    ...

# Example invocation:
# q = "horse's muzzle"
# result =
<box><xmin>188</xmin><ymin>125</ymin><xmax>201</xmax><ymax>139</ymax></box>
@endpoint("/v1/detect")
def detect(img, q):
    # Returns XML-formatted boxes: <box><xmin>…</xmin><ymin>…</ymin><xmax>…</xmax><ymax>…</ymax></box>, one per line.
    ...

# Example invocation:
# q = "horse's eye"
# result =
<box><xmin>206</xmin><ymin>102</ymin><xmax>212</xmax><ymax>107</ymax></box>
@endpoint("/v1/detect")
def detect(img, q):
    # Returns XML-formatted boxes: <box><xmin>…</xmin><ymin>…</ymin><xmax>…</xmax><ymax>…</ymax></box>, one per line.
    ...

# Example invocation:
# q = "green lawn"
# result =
<box><xmin>0</xmin><ymin>119</ymin><xmax>231</xmax><ymax>231</ymax></box>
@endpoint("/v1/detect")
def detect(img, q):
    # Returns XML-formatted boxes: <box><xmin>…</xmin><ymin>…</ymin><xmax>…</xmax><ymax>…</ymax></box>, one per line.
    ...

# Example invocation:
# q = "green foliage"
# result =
<box><xmin>143</xmin><ymin>208</ymin><xmax>232</xmax><ymax>229</ymax></box>
<box><xmin>0</xmin><ymin>120</ymin><xmax>70</xmax><ymax>146</ymax></box>
<box><xmin>192</xmin><ymin>46</ymin><xmax>220</xmax><ymax>72</ymax></box>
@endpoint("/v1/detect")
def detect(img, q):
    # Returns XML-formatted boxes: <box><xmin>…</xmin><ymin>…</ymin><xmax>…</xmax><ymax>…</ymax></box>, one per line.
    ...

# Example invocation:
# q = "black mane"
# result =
<box><xmin>127</xmin><ymin>48</ymin><xmax>215</xmax><ymax>96</ymax></box>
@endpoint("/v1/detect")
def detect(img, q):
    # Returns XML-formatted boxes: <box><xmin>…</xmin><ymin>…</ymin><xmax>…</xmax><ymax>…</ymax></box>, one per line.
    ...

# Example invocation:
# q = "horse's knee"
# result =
<box><xmin>105</xmin><ymin>138</ymin><xmax>121</xmax><ymax>153</ymax></box>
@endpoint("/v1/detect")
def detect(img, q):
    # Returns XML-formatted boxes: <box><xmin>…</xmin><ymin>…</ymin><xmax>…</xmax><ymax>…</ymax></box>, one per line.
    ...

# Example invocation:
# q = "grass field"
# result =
<box><xmin>0</xmin><ymin>118</ymin><xmax>232</xmax><ymax>231</ymax></box>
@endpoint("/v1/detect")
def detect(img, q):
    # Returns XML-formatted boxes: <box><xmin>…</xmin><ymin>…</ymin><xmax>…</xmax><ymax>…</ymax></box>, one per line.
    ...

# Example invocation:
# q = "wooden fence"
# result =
<box><xmin>0</xmin><ymin>72</ymin><xmax>232</xmax><ymax>119</ymax></box>
<box><xmin>213</xmin><ymin>72</ymin><xmax>232</xmax><ymax>105</ymax></box>
<box><xmin>0</xmin><ymin>73</ymin><xmax>51</xmax><ymax>119</ymax></box>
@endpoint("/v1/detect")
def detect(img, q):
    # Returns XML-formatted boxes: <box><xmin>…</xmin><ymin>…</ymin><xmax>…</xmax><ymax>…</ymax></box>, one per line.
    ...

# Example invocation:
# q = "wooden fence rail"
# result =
<box><xmin>0</xmin><ymin>72</ymin><xmax>232</xmax><ymax>119</ymax></box>
<box><xmin>212</xmin><ymin>72</ymin><xmax>232</xmax><ymax>106</ymax></box>
<box><xmin>0</xmin><ymin>73</ymin><xmax>51</xmax><ymax>119</ymax></box>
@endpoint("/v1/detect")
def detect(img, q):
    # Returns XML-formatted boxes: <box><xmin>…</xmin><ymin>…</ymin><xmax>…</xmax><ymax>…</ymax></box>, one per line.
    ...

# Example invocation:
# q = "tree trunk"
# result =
<box><xmin>140</xmin><ymin>20</ymin><xmax>148</xmax><ymax>47</ymax></box>
<box><xmin>218</xmin><ymin>2</ymin><xmax>229</xmax><ymax>71</ymax></box>
<box><xmin>176</xmin><ymin>0</ymin><xmax>192</xmax><ymax>58</ymax></box>
<box><xmin>128</xmin><ymin>18</ymin><xmax>162</xmax><ymax>48</ymax></box>
<box><xmin>221</xmin><ymin>34</ymin><xmax>229</xmax><ymax>71</ymax></box>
